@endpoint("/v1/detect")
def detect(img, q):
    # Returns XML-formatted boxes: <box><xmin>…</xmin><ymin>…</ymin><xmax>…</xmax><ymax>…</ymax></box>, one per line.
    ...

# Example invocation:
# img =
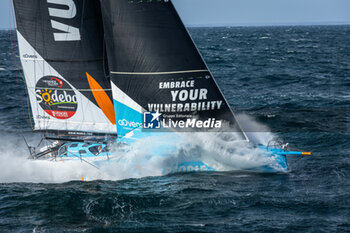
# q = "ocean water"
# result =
<box><xmin>0</xmin><ymin>26</ymin><xmax>349</xmax><ymax>232</ymax></box>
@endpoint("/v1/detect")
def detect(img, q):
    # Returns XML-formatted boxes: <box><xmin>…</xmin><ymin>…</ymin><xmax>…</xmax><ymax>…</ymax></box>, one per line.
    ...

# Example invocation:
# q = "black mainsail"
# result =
<box><xmin>100</xmin><ymin>0</ymin><xmax>246</xmax><ymax>139</ymax></box>
<box><xmin>13</xmin><ymin>0</ymin><xmax>116</xmax><ymax>136</ymax></box>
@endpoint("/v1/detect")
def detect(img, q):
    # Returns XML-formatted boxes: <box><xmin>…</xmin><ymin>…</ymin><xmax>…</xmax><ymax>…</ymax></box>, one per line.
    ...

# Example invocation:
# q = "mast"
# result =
<box><xmin>13</xmin><ymin>0</ymin><xmax>116</xmax><ymax>136</ymax></box>
<box><xmin>100</xmin><ymin>0</ymin><xmax>247</xmax><ymax>140</ymax></box>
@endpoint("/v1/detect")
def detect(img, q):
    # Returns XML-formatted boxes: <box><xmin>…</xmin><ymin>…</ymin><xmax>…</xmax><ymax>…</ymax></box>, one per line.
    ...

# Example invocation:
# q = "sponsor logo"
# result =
<box><xmin>47</xmin><ymin>0</ymin><xmax>81</xmax><ymax>41</ymax></box>
<box><xmin>142</xmin><ymin>111</ymin><xmax>222</xmax><ymax>130</ymax></box>
<box><xmin>164</xmin><ymin>162</ymin><xmax>214</xmax><ymax>174</ymax></box>
<box><xmin>67</xmin><ymin>131</ymin><xmax>94</xmax><ymax>136</ymax></box>
<box><xmin>36</xmin><ymin>115</ymin><xmax>50</xmax><ymax>120</ymax></box>
<box><xmin>23</xmin><ymin>54</ymin><xmax>38</xmax><ymax>59</ymax></box>
<box><xmin>35</xmin><ymin>76</ymin><xmax>78</xmax><ymax>120</ymax></box>
<box><xmin>118</xmin><ymin>119</ymin><xmax>143</xmax><ymax>129</ymax></box>
<box><xmin>162</xmin><ymin>118</ymin><xmax>222</xmax><ymax>129</ymax></box>
<box><xmin>143</xmin><ymin>111</ymin><xmax>162</xmax><ymax>129</ymax></box>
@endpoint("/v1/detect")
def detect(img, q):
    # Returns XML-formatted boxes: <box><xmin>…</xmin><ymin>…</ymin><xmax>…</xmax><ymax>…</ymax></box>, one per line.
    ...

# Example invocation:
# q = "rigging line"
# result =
<box><xmin>19</xmin><ymin>71</ymin><xmax>35</xmax><ymax>130</ymax></box>
<box><xmin>35</xmin><ymin>135</ymin><xmax>44</xmax><ymax>148</ymax></box>
<box><xmin>9</xmin><ymin>1</ymin><xmax>34</xmax><ymax>147</ymax></box>
<box><xmin>9</xmin><ymin>0</ymin><xmax>33</xmax><ymax>131</ymax></box>
<box><xmin>110</xmin><ymin>70</ymin><xmax>209</xmax><ymax>75</ymax></box>
<box><xmin>69</xmin><ymin>152</ymin><xmax>101</xmax><ymax>171</ymax></box>
<box><xmin>21</xmin><ymin>134</ymin><xmax>30</xmax><ymax>149</ymax></box>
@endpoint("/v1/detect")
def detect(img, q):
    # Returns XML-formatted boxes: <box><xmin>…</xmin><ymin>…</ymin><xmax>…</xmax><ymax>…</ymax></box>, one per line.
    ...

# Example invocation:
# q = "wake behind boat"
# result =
<box><xmin>12</xmin><ymin>0</ymin><xmax>310</xmax><ymax>175</ymax></box>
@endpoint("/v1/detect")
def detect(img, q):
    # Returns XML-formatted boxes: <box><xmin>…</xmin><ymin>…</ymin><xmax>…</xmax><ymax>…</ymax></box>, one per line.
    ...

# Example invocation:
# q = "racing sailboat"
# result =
<box><xmin>13</xmin><ymin>0</ymin><xmax>310</xmax><ymax>173</ymax></box>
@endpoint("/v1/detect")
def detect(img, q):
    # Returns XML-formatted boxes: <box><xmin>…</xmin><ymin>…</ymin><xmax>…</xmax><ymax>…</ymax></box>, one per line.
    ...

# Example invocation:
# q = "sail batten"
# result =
<box><xmin>110</xmin><ymin>70</ymin><xmax>209</xmax><ymax>75</ymax></box>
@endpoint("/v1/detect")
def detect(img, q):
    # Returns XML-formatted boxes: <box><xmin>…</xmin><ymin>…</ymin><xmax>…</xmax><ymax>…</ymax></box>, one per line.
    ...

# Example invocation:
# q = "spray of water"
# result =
<box><xmin>176</xmin><ymin>131</ymin><xmax>277</xmax><ymax>172</ymax></box>
<box><xmin>0</xmin><ymin>115</ymin><xmax>283</xmax><ymax>183</ymax></box>
<box><xmin>0</xmin><ymin>135</ymin><xmax>103</xmax><ymax>183</ymax></box>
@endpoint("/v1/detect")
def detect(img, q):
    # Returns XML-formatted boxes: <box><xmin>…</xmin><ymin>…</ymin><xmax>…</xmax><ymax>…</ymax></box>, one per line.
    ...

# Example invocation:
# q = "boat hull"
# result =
<box><xmin>51</xmin><ymin>140</ymin><xmax>288</xmax><ymax>174</ymax></box>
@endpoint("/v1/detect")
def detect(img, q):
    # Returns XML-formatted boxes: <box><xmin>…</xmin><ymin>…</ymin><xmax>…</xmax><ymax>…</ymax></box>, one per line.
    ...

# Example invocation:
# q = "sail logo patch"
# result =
<box><xmin>35</xmin><ymin>76</ymin><xmax>78</xmax><ymax>120</ymax></box>
<box><xmin>118</xmin><ymin>119</ymin><xmax>143</xmax><ymax>128</ymax></box>
<box><xmin>143</xmin><ymin>111</ymin><xmax>162</xmax><ymax>129</ymax></box>
<box><xmin>47</xmin><ymin>0</ymin><xmax>81</xmax><ymax>41</ymax></box>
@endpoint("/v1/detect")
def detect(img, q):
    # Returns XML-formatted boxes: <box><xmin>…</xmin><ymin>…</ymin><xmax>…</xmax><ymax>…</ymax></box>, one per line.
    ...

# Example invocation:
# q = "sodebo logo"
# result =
<box><xmin>35</xmin><ymin>76</ymin><xmax>78</xmax><ymax>120</ymax></box>
<box><xmin>118</xmin><ymin>119</ymin><xmax>143</xmax><ymax>128</ymax></box>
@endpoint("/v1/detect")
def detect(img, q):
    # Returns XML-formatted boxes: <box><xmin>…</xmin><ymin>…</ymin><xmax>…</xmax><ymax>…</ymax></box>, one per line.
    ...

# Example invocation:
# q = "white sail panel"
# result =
<box><xmin>110</xmin><ymin>82</ymin><xmax>144</xmax><ymax>137</ymax></box>
<box><xmin>17</xmin><ymin>31</ymin><xmax>116</xmax><ymax>135</ymax></box>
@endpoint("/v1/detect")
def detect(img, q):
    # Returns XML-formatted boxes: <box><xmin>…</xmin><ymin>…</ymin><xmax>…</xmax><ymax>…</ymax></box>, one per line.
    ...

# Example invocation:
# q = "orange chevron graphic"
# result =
<box><xmin>86</xmin><ymin>72</ymin><xmax>116</xmax><ymax>125</ymax></box>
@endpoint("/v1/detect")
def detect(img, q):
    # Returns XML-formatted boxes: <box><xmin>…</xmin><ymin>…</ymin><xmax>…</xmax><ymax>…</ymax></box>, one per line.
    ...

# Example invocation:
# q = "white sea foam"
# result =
<box><xmin>175</xmin><ymin>131</ymin><xmax>277</xmax><ymax>172</ymax></box>
<box><xmin>0</xmin><ymin>116</ymin><xmax>283</xmax><ymax>183</ymax></box>
<box><xmin>0</xmin><ymin>134</ymin><xmax>174</xmax><ymax>183</ymax></box>
<box><xmin>0</xmin><ymin>135</ymin><xmax>103</xmax><ymax>183</ymax></box>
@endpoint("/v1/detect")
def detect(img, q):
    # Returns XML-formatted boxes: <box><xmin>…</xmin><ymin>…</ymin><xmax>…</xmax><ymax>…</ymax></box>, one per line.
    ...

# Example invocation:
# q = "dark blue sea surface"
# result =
<box><xmin>0</xmin><ymin>26</ymin><xmax>349</xmax><ymax>232</ymax></box>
